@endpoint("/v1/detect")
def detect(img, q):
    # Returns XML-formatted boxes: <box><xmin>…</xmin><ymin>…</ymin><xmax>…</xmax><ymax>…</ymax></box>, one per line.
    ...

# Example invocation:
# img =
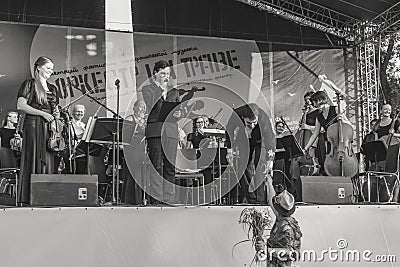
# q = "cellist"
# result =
<box><xmin>366</xmin><ymin>104</ymin><xmax>400</xmax><ymax>171</ymax></box>
<box><xmin>371</xmin><ymin>104</ymin><xmax>400</xmax><ymax>140</ymax></box>
<box><xmin>303</xmin><ymin>90</ymin><xmax>351</xmax><ymax>175</ymax></box>
<box><xmin>290</xmin><ymin>91</ymin><xmax>318</xmax><ymax>200</ymax></box>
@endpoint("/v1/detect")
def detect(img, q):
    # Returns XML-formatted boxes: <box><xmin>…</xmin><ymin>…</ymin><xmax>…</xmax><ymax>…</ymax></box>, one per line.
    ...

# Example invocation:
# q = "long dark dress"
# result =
<box><xmin>17</xmin><ymin>79</ymin><xmax>59</xmax><ymax>205</ymax></box>
<box><xmin>0</xmin><ymin>127</ymin><xmax>22</xmax><ymax>168</ymax></box>
<box><xmin>316</xmin><ymin>106</ymin><xmax>337</xmax><ymax>175</ymax></box>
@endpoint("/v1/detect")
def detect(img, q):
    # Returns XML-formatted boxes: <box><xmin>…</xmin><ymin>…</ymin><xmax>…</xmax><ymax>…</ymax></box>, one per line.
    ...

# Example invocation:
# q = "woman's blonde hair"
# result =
<box><xmin>33</xmin><ymin>56</ymin><xmax>53</xmax><ymax>105</ymax></box>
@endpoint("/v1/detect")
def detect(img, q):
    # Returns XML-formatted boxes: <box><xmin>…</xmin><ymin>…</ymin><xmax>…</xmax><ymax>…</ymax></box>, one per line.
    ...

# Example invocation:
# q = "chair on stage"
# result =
<box><xmin>175</xmin><ymin>149</ymin><xmax>205</xmax><ymax>205</ymax></box>
<box><xmin>360</xmin><ymin>143</ymin><xmax>400</xmax><ymax>202</ymax></box>
<box><xmin>0</xmin><ymin>168</ymin><xmax>20</xmax><ymax>206</ymax></box>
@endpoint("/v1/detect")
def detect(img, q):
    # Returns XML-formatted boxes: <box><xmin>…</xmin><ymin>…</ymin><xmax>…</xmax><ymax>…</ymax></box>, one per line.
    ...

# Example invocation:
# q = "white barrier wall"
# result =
<box><xmin>0</xmin><ymin>205</ymin><xmax>398</xmax><ymax>267</ymax></box>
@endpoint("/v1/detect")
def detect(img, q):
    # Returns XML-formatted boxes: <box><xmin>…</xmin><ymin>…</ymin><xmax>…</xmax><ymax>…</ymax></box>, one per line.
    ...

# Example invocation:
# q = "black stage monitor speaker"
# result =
<box><xmin>31</xmin><ymin>174</ymin><xmax>98</xmax><ymax>207</ymax></box>
<box><xmin>300</xmin><ymin>176</ymin><xmax>354</xmax><ymax>204</ymax></box>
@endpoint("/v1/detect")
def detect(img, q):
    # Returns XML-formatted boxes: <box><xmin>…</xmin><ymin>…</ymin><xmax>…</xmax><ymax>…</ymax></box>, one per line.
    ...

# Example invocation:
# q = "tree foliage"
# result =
<box><xmin>380</xmin><ymin>33</ymin><xmax>400</xmax><ymax>109</ymax></box>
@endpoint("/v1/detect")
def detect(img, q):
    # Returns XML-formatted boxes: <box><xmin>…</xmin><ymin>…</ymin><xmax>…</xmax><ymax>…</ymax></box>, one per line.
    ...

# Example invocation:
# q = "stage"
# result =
<box><xmin>0</xmin><ymin>204</ymin><xmax>398</xmax><ymax>266</ymax></box>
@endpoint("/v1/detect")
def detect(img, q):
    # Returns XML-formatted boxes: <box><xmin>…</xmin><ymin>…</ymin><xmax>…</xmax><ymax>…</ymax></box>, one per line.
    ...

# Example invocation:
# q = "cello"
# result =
<box><xmin>285</xmin><ymin>51</ymin><xmax>358</xmax><ymax>177</ymax></box>
<box><xmin>324</xmin><ymin>92</ymin><xmax>358</xmax><ymax>177</ymax></box>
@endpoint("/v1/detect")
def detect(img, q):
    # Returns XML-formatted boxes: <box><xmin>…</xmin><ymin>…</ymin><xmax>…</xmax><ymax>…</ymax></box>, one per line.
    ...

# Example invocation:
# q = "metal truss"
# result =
<box><xmin>342</xmin><ymin>47</ymin><xmax>360</xmax><ymax>146</ymax></box>
<box><xmin>236</xmin><ymin>0</ymin><xmax>361</xmax><ymax>40</ymax></box>
<box><xmin>356</xmin><ymin>1</ymin><xmax>400</xmax><ymax>44</ymax></box>
<box><xmin>236</xmin><ymin>0</ymin><xmax>400</xmax><ymax>138</ymax></box>
<box><xmin>357</xmin><ymin>39</ymin><xmax>380</xmax><ymax>137</ymax></box>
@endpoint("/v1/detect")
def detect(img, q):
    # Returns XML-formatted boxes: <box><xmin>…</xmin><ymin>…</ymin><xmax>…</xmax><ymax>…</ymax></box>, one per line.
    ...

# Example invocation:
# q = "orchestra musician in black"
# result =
<box><xmin>370</xmin><ymin>104</ymin><xmax>400</xmax><ymax>141</ymax></box>
<box><xmin>0</xmin><ymin>111</ymin><xmax>22</xmax><ymax>168</ymax></box>
<box><xmin>186</xmin><ymin>116</ymin><xmax>209</xmax><ymax>149</ymax></box>
<box><xmin>303</xmin><ymin>90</ymin><xmax>339</xmax><ymax>175</ymax></box>
<box><xmin>16</xmin><ymin>56</ymin><xmax>59</xmax><ymax>206</ymax></box>
<box><xmin>226</xmin><ymin>103</ymin><xmax>275</xmax><ymax>204</ymax></box>
<box><xmin>142</xmin><ymin>60</ymin><xmax>181</xmax><ymax>204</ymax></box>
<box><xmin>122</xmin><ymin>99</ymin><xmax>147</xmax><ymax>205</ymax></box>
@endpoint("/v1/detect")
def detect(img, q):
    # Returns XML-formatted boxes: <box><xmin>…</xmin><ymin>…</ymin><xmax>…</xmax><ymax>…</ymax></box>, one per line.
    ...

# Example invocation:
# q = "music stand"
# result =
<box><xmin>157</xmin><ymin>101</ymin><xmax>181</xmax><ymax>122</ymax></box>
<box><xmin>200</xmin><ymin>129</ymin><xmax>226</xmax><ymax>204</ymax></box>
<box><xmin>83</xmin><ymin>117</ymin><xmax>135</xmax><ymax>205</ymax></box>
<box><xmin>361</xmin><ymin>140</ymin><xmax>387</xmax><ymax>170</ymax></box>
<box><xmin>276</xmin><ymin>135</ymin><xmax>304</xmax><ymax>161</ymax></box>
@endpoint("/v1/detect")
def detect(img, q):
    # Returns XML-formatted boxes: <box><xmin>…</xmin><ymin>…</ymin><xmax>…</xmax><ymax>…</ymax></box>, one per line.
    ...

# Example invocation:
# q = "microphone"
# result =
<box><xmin>115</xmin><ymin>79</ymin><xmax>120</xmax><ymax>86</ymax></box>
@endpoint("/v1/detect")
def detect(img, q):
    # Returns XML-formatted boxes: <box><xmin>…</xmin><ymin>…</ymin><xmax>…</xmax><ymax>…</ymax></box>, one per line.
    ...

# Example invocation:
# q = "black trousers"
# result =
<box><xmin>238</xmin><ymin>144</ymin><xmax>266</xmax><ymax>204</ymax></box>
<box><xmin>147</xmin><ymin>137</ymin><xmax>177</xmax><ymax>203</ymax></box>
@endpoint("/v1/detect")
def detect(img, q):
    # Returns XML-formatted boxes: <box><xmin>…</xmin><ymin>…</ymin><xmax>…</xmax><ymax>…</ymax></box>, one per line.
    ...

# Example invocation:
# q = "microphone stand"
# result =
<box><xmin>63</xmin><ymin>83</ymin><xmax>123</xmax><ymax>204</ymax></box>
<box><xmin>114</xmin><ymin>79</ymin><xmax>121</xmax><ymax>205</ymax></box>
<box><xmin>71</xmin><ymin>86</ymin><xmax>122</xmax><ymax>120</ymax></box>
<box><xmin>60</xmin><ymin>84</ymin><xmax>102</xmax><ymax>175</ymax></box>
<box><xmin>61</xmin><ymin>109</ymin><xmax>74</xmax><ymax>174</ymax></box>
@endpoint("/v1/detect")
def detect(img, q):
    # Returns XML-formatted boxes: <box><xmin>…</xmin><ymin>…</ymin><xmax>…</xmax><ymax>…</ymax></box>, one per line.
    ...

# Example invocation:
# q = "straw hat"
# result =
<box><xmin>272</xmin><ymin>190</ymin><xmax>295</xmax><ymax>217</ymax></box>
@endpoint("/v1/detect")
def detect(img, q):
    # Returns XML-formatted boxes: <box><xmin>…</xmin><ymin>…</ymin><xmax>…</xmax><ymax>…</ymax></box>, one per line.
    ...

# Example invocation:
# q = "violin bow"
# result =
<box><xmin>286</xmin><ymin>51</ymin><xmax>364</xmax><ymax>128</ymax></box>
<box><xmin>286</xmin><ymin>52</ymin><xmax>351</xmax><ymax>99</ymax></box>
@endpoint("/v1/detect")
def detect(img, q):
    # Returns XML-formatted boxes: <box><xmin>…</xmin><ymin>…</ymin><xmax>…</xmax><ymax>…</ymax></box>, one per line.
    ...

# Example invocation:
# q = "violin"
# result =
<box><xmin>324</xmin><ymin>92</ymin><xmax>358</xmax><ymax>177</ymax></box>
<box><xmin>10</xmin><ymin>119</ymin><xmax>23</xmax><ymax>153</ymax></box>
<box><xmin>48</xmin><ymin>111</ymin><xmax>66</xmax><ymax>153</ymax></box>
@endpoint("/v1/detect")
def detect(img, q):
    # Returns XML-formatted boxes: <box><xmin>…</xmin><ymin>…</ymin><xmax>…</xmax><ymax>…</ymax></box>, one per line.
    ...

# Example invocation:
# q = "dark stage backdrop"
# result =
<box><xmin>0</xmin><ymin>22</ymin><xmax>347</xmax><ymax>134</ymax></box>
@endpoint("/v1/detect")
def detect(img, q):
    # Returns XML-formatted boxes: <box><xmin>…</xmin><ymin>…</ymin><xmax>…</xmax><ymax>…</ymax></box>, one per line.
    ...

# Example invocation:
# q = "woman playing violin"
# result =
<box><xmin>16</xmin><ymin>56</ymin><xmax>59</xmax><ymax>206</ymax></box>
<box><xmin>304</xmin><ymin>90</ymin><xmax>348</xmax><ymax>175</ymax></box>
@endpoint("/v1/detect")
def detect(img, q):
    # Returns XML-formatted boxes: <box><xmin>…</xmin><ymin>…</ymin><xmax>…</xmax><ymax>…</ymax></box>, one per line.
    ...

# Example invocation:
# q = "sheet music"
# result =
<box><xmin>82</xmin><ymin>116</ymin><xmax>96</xmax><ymax>142</ymax></box>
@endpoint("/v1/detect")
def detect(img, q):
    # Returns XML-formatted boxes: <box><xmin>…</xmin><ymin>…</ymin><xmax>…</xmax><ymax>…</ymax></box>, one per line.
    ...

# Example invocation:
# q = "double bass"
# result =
<box><xmin>294</xmin><ymin>105</ymin><xmax>319</xmax><ymax>175</ymax></box>
<box><xmin>324</xmin><ymin>92</ymin><xmax>358</xmax><ymax>177</ymax></box>
<box><xmin>285</xmin><ymin>51</ymin><xmax>358</xmax><ymax>177</ymax></box>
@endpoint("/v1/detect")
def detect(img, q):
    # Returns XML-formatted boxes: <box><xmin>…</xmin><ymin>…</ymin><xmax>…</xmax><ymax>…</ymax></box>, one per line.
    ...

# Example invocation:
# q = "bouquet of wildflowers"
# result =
<box><xmin>234</xmin><ymin>207</ymin><xmax>273</xmax><ymax>265</ymax></box>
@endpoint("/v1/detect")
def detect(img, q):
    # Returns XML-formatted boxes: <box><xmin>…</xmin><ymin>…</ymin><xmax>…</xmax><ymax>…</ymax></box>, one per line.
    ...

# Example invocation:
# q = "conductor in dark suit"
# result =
<box><xmin>142</xmin><ymin>60</ymin><xmax>181</xmax><ymax>204</ymax></box>
<box><xmin>226</xmin><ymin>103</ymin><xmax>276</xmax><ymax>204</ymax></box>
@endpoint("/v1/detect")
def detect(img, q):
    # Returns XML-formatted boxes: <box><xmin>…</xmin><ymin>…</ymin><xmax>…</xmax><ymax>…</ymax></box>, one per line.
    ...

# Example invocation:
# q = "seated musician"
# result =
<box><xmin>186</xmin><ymin>116</ymin><xmax>210</xmax><ymax>149</ymax></box>
<box><xmin>275</xmin><ymin>121</ymin><xmax>288</xmax><ymax>138</ymax></box>
<box><xmin>63</xmin><ymin>104</ymin><xmax>87</xmax><ymax>174</ymax></box>
<box><xmin>366</xmin><ymin>104</ymin><xmax>400</xmax><ymax>171</ymax></box>
<box><xmin>303</xmin><ymin>90</ymin><xmax>351</xmax><ymax>175</ymax></box>
<box><xmin>183</xmin><ymin>116</ymin><xmax>214</xmax><ymax>186</ymax></box>
<box><xmin>361</xmin><ymin>104</ymin><xmax>400</xmax><ymax>202</ymax></box>
<box><xmin>274</xmin><ymin>121</ymin><xmax>292</xmax><ymax>193</ymax></box>
<box><xmin>122</xmin><ymin>99</ymin><xmax>147</xmax><ymax>205</ymax></box>
<box><xmin>289</xmin><ymin>92</ymin><xmax>319</xmax><ymax>200</ymax></box>
<box><xmin>70</xmin><ymin>104</ymin><xmax>86</xmax><ymax>143</ymax></box>
<box><xmin>0</xmin><ymin>111</ymin><xmax>22</xmax><ymax>168</ymax></box>
<box><xmin>371</xmin><ymin>104</ymin><xmax>400</xmax><ymax>141</ymax></box>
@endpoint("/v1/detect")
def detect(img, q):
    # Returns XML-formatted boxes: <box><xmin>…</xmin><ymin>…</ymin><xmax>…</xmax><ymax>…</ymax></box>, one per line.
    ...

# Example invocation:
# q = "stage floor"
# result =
<box><xmin>0</xmin><ymin>205</ymin><xmax>398</xmax><ymax>267</ymax></box>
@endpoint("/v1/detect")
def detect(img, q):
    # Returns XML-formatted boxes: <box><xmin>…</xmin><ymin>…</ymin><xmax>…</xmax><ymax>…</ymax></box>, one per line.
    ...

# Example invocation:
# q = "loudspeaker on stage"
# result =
<box><xmin>31</xmin><ymin>174</ymin><xmax>98</xmax><ymax>207</ymax></box>
<box><xmin>300</xmin><ymin>176</ymin><xmax>354</xmax><ymax>204</ymax></box>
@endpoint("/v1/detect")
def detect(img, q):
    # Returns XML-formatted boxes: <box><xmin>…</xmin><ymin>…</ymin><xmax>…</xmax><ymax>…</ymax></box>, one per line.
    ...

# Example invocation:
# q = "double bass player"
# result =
<box><xmin>303</xmin><ymin>76</ymin><xmax>357</xmax><ymax>177</ymax></box>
